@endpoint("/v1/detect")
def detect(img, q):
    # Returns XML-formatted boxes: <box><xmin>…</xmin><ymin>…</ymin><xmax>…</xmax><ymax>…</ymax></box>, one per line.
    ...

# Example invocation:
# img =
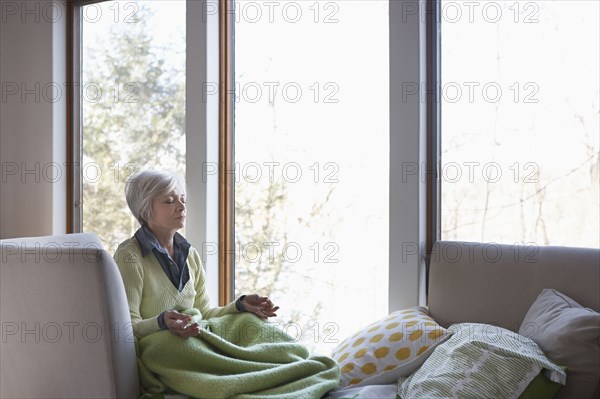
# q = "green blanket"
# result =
<box><xmin>137</xmin><ymin>310</ymin><xmax>340</xmax><ymax>399</ymax></box>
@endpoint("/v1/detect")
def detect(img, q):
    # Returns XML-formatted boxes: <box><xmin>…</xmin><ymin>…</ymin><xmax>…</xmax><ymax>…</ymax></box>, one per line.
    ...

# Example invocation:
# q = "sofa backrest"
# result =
<box><xmin>0</xmin><ymin>233</ymin><xmax>139</xmax><ymax>399</ymax></box>
<box><xmin>428</xmin><ymin>241</ymin><xmax>600</xmax><ymax>399</ymax></box>
<box><xmin>427</xmin><ymin>240</ymin><xmax>600</xmax><ymax>330</ymax></box>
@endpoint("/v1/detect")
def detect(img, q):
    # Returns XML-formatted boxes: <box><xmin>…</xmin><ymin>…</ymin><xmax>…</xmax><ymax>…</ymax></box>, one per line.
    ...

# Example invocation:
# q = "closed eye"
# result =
<box><xmin>163</xmin><ymin>195</ymin><xmax>185</xmax><ymax>204</ymax></box>
<box><xmin>164</xmin><ymin>198</ymin><xmax>185</xmax><ymax>205</ymax></box>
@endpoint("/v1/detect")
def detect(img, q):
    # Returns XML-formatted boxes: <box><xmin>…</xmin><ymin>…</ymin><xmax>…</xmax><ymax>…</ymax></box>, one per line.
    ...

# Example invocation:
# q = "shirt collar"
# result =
<box><xmin>134</xmin><ymin>225</ymin><xmax>191</xmax><ymax>257</ymax></box>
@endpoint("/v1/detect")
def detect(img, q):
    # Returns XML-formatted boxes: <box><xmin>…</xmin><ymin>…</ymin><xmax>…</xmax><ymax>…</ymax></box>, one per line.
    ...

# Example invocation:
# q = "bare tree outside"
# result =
<box><xmin>441</xmin><ymin>0</ymin><xmax>599</xmax><ymax>248</ymax></box>
<box><xmin>234</xmin><ymin>1</ymin><xmax>390</xmax><ymax>355</ymax></box>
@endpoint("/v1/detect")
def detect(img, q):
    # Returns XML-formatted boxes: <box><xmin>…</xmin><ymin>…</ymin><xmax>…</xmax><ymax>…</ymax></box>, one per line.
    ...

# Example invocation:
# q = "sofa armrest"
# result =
<box><xmin>1</xmin><ymin>233</ymin><xmax>139</xmax><ymax>399</ymax></box>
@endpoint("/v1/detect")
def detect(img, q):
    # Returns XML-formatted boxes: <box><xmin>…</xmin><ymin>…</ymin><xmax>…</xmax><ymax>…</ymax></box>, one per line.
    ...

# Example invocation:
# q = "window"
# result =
<box><xmin>441</xmin><ymin>0</ymin><xmax>599</xmax><ymax>247</ymax></box>
<box><xmin>81</xmin><ymin>1</ymin><xmax>186</xmax><ymax>250</ymax></box>
<box><xmin>73</xmin><ymin>0</ymin><xmax>430</xmax><ymax>352</ymax></box>
<box><xmin>233</xmin><ymin>0</ymin><xmax>390</xmax><ymax>354</ymax></box>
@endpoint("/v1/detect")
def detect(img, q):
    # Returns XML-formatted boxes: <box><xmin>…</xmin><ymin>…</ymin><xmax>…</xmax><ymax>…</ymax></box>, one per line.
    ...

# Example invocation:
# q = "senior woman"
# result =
<box><xmin>114</xmin><ymin>170</ymin><xmax>339</xmax><ymax>399</ymax></box>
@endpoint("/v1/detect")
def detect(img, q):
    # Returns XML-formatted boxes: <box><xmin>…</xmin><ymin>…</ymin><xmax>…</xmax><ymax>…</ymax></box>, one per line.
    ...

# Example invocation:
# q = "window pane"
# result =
<box><xmin>82</xmin><ymin>1</ymin><xmax>186</xmax><ymax>250</ymax></box>
<box><xmin>441</xmin><ymin>0</ymin><xmax>599</xmax><ymax>247</ymax></box>
<box><xmin>234</xmin><ymin>0</ymin><xmax>390</xmax><ymax>354</ymax></box>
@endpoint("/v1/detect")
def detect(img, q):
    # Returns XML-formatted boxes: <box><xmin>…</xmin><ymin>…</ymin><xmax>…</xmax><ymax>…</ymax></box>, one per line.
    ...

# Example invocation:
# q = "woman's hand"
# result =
<box><xmin>240</xmin><ymin>294</ymin><xmax>279</xmax><ymax>320</ymax></box>
<box><xmin>164</xmin><ymin>310</ymin><xmax>201</xmax><ymax>338</ymax></box>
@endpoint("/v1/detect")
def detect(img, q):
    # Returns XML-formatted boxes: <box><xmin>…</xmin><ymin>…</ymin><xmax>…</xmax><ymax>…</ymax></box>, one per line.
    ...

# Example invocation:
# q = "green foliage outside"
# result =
<box><xmin>82</xmin><ymin>6</ymin><xmax>185</xmax><ymax>251</ymax></box>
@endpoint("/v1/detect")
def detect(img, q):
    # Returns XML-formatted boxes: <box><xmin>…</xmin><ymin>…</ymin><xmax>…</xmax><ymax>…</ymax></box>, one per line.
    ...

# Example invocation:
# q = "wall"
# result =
<box><xmin>389</xmin><ymin>1</ymin><xmax>428</xmax><ymax>310</ymax></box>
<box><xmin>0</xmin><ymin>1</ymin><xmax>66</xmax><ymax>239</ymax></box>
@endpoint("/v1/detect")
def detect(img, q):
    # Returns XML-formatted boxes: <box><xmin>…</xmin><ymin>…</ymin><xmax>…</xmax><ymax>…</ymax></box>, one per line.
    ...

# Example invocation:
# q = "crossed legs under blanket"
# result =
<box><xmin>137</xmin><ymin>310</ymin><xmax>340</xmax><ymax>399</ymax></box>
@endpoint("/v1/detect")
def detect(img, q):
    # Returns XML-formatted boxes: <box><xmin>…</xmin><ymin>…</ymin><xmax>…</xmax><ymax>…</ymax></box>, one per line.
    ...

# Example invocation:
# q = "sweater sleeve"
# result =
<box><xmin>114</xmin><ymin>245</ymin><xmax>161</xmax><ymax>338</ymax></box>
<box><xmin>190</xmin><ymin>248</ymin><xmax>239</xmax><ymax>319</ymax></box>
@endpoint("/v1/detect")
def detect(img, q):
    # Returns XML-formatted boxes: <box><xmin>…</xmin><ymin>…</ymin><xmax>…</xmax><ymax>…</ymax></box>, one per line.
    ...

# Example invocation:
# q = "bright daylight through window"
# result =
<box><xmin>441</xmin><ymin>0</ymin><xmax>599</xmax><ymax>247</ymax></box>
<box><xmin>234</xmin><ymin>1</ymin><xmax>390</xmax><ymax>355</ymax></box>
<box><xmin>82</xmin><ymin>1</ymin><xmax>186</xmax><ymax>251</ymax></box>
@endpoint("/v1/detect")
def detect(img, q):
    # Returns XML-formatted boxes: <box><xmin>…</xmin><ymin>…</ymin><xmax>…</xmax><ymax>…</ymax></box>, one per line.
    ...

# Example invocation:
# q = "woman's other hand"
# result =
<box><xmin>164</xmin><ymin>309</ymin><xmax>201</xmax><ymax>338</ymax></box>
<box><xmin>241</xmin><ymin>294</ymin><xmax>279</xmax><ymax>320</ymax></box>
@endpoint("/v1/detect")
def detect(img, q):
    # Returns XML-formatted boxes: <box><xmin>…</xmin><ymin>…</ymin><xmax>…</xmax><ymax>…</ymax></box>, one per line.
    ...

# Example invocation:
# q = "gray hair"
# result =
<box><xmin>125</xmin><ymin>170</ymin><xmax>186</xmax><ymax>225</ymax></box>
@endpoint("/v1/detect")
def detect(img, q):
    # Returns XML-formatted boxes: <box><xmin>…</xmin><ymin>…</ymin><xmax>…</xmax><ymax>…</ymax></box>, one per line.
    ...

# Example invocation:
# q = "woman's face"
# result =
<box><xmin>147</xmin><ymin>187</ymin><xmax>186</xmax><ymax>233</ymax></box>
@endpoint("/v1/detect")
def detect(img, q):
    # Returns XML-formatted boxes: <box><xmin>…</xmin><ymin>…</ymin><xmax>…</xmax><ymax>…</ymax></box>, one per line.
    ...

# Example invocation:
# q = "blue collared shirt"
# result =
<box><xmin>134</xmin><ymin>225</ymin><xmax>191</xmax><ymax>292</ymax></box>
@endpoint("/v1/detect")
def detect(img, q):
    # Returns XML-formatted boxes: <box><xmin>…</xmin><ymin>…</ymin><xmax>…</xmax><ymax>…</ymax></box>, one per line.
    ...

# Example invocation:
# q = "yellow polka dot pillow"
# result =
<box><xmin>331</xmin><ymin>306</ymin><xmax>453</xmax><ymax>388</ymax></box>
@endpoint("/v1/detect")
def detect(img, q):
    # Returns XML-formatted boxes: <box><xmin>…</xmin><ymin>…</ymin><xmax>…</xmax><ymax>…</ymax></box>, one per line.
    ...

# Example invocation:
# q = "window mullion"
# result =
<box><xmin>218</xmin><ymin>0</ymin><xmax>235</xmax><ymax>306</ymax></box>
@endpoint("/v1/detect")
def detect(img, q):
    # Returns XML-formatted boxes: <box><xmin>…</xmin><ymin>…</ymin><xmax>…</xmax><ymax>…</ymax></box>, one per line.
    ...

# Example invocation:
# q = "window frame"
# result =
<box><xmin>426</xmin><ymin>0</ymin><xmax>442</xmax><ymax>297</ymax></box>
<box><xmin>70</xmin><ymin>0</ymin><xmax>235</xmax><ymax>306</ymax></box>
<box><xmin>68</xmin><ymin>0</ymin><xmax>115</xmax><ymax>233</ymax></box>
<box><xmin>218</xmin><ymin>0</ymin><xmax>235</xmax><ymax>306</ymax></box>
<box><xmin>69</xmin><ymin>0</ymin><xmax>442</xmax><ymax>310</ymax></box>
<box><xmin>66</xmin><ymin>0</ymin><xmax>80</xmax><ymax>233</ymax></box>
<box><xmin>388</xmin><ymin>0</ymin><xmax>440</xmax><ymax>309</ymax></box>
<box><xmin>227</xmin><ymin>0</ymin><xmax>442</xmax><ymax>310</ymax></box>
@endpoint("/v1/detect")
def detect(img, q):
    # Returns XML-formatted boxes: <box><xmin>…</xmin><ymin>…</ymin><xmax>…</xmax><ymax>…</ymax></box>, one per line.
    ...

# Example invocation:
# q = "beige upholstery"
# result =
<box><xmin>0</xmin><ymin>233</ymin><xmax>139</xmax><ymax>399</ymax></box>
<box><xmin>428</xmin><ymin>240</ymin><xmax>600</xmax><ymax>399</ymax></box>
<box><xmin>2</xmin><ymin>235</ymin><xmax>597</xmax><ymax>398</ymax></box>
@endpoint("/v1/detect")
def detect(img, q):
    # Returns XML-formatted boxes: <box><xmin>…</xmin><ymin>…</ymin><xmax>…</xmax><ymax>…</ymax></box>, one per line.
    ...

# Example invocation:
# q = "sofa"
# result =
<box><xmin>427</xmin><ymin>241</ymin><xmax>600</xmax><ymax>399</ymax></box>
<box><xmin>0</xmin><ymin>233</ymin><xmax>139</xmax><ymax>399</ymax></box>
<box><xmin>1</xmin><ymin>234</ymin><xmax>598</xmax><ymax>398</ymax></box>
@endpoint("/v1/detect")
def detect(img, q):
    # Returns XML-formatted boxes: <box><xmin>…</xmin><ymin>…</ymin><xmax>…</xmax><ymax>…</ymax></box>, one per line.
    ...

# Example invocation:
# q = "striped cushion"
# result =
<box><xmin>398</xmin><ymin>323</ymin><xmax>566</xmax><ymax>399</ymax></box>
